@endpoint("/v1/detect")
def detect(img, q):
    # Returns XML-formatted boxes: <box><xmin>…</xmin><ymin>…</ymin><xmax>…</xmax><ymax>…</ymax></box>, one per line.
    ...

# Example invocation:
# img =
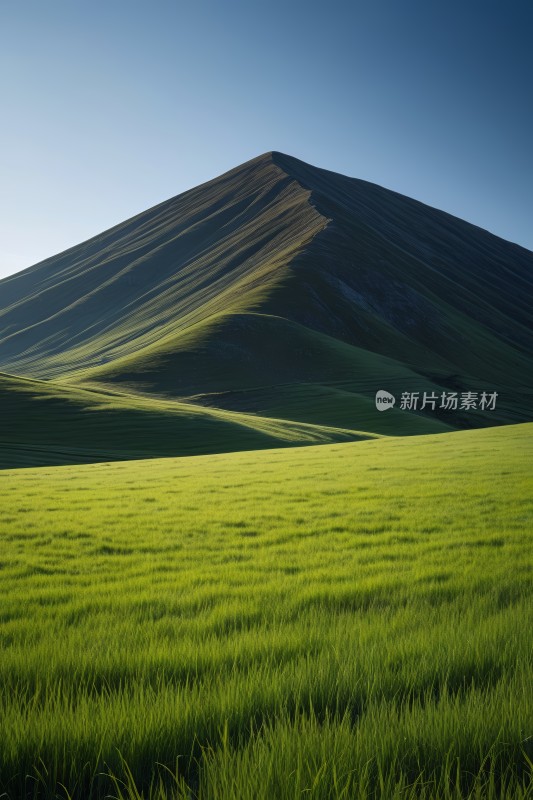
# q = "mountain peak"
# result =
<box><xmin>238</xmin><ymin>150</ymin><xmax>308</xmax><ymax>174</ymax></box>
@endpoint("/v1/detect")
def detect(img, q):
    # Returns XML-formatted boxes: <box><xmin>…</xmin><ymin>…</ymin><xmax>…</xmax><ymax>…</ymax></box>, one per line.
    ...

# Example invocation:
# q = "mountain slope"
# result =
<box><xmin>0</xmin><ymin>372</ymin><xmax>370</xmax><ymax>469</ymax></box>
<box><xmin>70</xmin><ymin>153</ymin><xmax>533</xmax><ymax>427</ymax></box>
<box><xmin>261</xmin><ymin>153</ymin><xmax>533</xmax><ymax>386</ymax></box>
<box><xmin>0</xmin><ymin>151</ymin><xmax>531</xmax><ymax>466</ymax></box>
<box><xmin>0</xmin><ymin>155</ymin><xmax>325</xmax><ymax>378</ymax></box>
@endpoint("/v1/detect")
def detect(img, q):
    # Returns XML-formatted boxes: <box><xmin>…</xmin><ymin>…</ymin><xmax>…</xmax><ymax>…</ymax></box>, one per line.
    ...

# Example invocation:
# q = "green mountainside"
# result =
<box><xmin>0</xmin><ymin>152</ymin><xmax>531</xmax><ymax>467</ymax></box>
<box><xmin>0</xmin><ymin>372</ymin><xmax>371</xmax><ymax>469</ymax></box>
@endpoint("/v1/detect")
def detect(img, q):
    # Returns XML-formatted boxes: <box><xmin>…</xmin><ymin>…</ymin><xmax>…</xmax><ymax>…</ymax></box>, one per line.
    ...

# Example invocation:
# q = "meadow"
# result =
<box><xmin>0</xmin><ymin>423</ymin><xmax>531</xmax><ymax>799</ymax></box>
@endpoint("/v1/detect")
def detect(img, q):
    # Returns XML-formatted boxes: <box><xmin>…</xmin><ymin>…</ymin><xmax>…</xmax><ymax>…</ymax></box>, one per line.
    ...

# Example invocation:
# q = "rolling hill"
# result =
<box><xmin>0</xmin><ymin>152</ymin><xmax>531</xmax><ymax>467</ymax></box>
<box><xmin>0</xmin><ymin>372</ymin><xmax>374</xmax><ymax>469</ymax></box>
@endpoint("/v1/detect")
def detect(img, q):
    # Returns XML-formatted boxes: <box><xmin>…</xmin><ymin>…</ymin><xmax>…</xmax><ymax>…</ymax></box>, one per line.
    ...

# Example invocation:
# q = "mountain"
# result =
<box><xmin>0</xmin><ymin>152</ymin><xmax>531</xmax><ymax>467</ymax></box>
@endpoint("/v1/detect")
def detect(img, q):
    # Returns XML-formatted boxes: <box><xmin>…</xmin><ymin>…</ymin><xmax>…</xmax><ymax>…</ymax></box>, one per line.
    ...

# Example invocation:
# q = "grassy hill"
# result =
<box><xmin>0</xmin><ymin>372</ymin><xmax>372</xmax><ymax>469</ymax></box>
<box><xmin>0</xmin><ymin>423</ymin><xmax>531</xmax><ymax>798</ymax></box>
<box><xmin>0</xmin><ymin>152</ymin><xmax>531</xmax><ymax>466</ymax></box>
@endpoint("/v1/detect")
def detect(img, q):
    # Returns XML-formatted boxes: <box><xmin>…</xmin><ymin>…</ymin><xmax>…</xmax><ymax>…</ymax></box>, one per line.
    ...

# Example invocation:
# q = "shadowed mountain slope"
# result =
<box><xmin>0</xmin><ymin>372</ymin><xmax>369</xmax><ymax>469</ymax></box>
<box><xmin>0</xmin><ymin>151</ymin><xmax>531</xmax><ymax>466</ymax></box>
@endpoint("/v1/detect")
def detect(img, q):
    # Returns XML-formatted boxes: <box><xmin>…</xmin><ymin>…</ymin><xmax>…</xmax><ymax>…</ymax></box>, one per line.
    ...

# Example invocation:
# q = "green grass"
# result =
<box><xmin>0</xmin><ymin>423</ymin><xmax>531</xmax><ymax>798</ymax></box>
<box><xmin>0</xmin><ymin>371</ymin><xmax>371</xmax><ymax>468</ymax></box>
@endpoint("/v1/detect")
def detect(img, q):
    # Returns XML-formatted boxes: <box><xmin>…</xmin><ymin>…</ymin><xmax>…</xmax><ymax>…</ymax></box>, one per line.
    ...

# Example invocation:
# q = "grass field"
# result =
<box><xmin>0</xmin><ymin>424</ymin><xmax>532</xmax><ymax>798</ymax></box>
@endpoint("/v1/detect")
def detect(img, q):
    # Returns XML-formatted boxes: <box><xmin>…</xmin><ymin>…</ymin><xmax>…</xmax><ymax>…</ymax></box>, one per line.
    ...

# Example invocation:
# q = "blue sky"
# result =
<box><xmin>1</xmin><ymin>0</ymin><xmax>531</xmax><ymax>279</ymax></box>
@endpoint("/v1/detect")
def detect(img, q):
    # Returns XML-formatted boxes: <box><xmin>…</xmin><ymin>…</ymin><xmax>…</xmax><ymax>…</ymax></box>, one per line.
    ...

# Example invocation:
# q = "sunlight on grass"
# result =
<box><xmin>0</xmin><ymin>424</ymin><xmax>531</xmax><ymax>798</ymax></box>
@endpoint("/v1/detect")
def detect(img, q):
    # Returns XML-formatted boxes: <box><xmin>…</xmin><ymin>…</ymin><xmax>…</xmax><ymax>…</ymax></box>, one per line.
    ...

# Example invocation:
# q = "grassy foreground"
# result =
<box><xmin>0</xmin><ymin>424</ymin><xmax>532</xmax><ymax>799</ymax></box>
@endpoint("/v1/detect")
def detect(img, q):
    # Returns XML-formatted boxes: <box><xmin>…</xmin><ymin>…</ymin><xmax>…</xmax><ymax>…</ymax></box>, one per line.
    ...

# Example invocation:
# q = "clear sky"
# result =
<box><xmin>1</xmin><ymin>0</ymin><xmax>531</xmax><ymax>279</ymax></box>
